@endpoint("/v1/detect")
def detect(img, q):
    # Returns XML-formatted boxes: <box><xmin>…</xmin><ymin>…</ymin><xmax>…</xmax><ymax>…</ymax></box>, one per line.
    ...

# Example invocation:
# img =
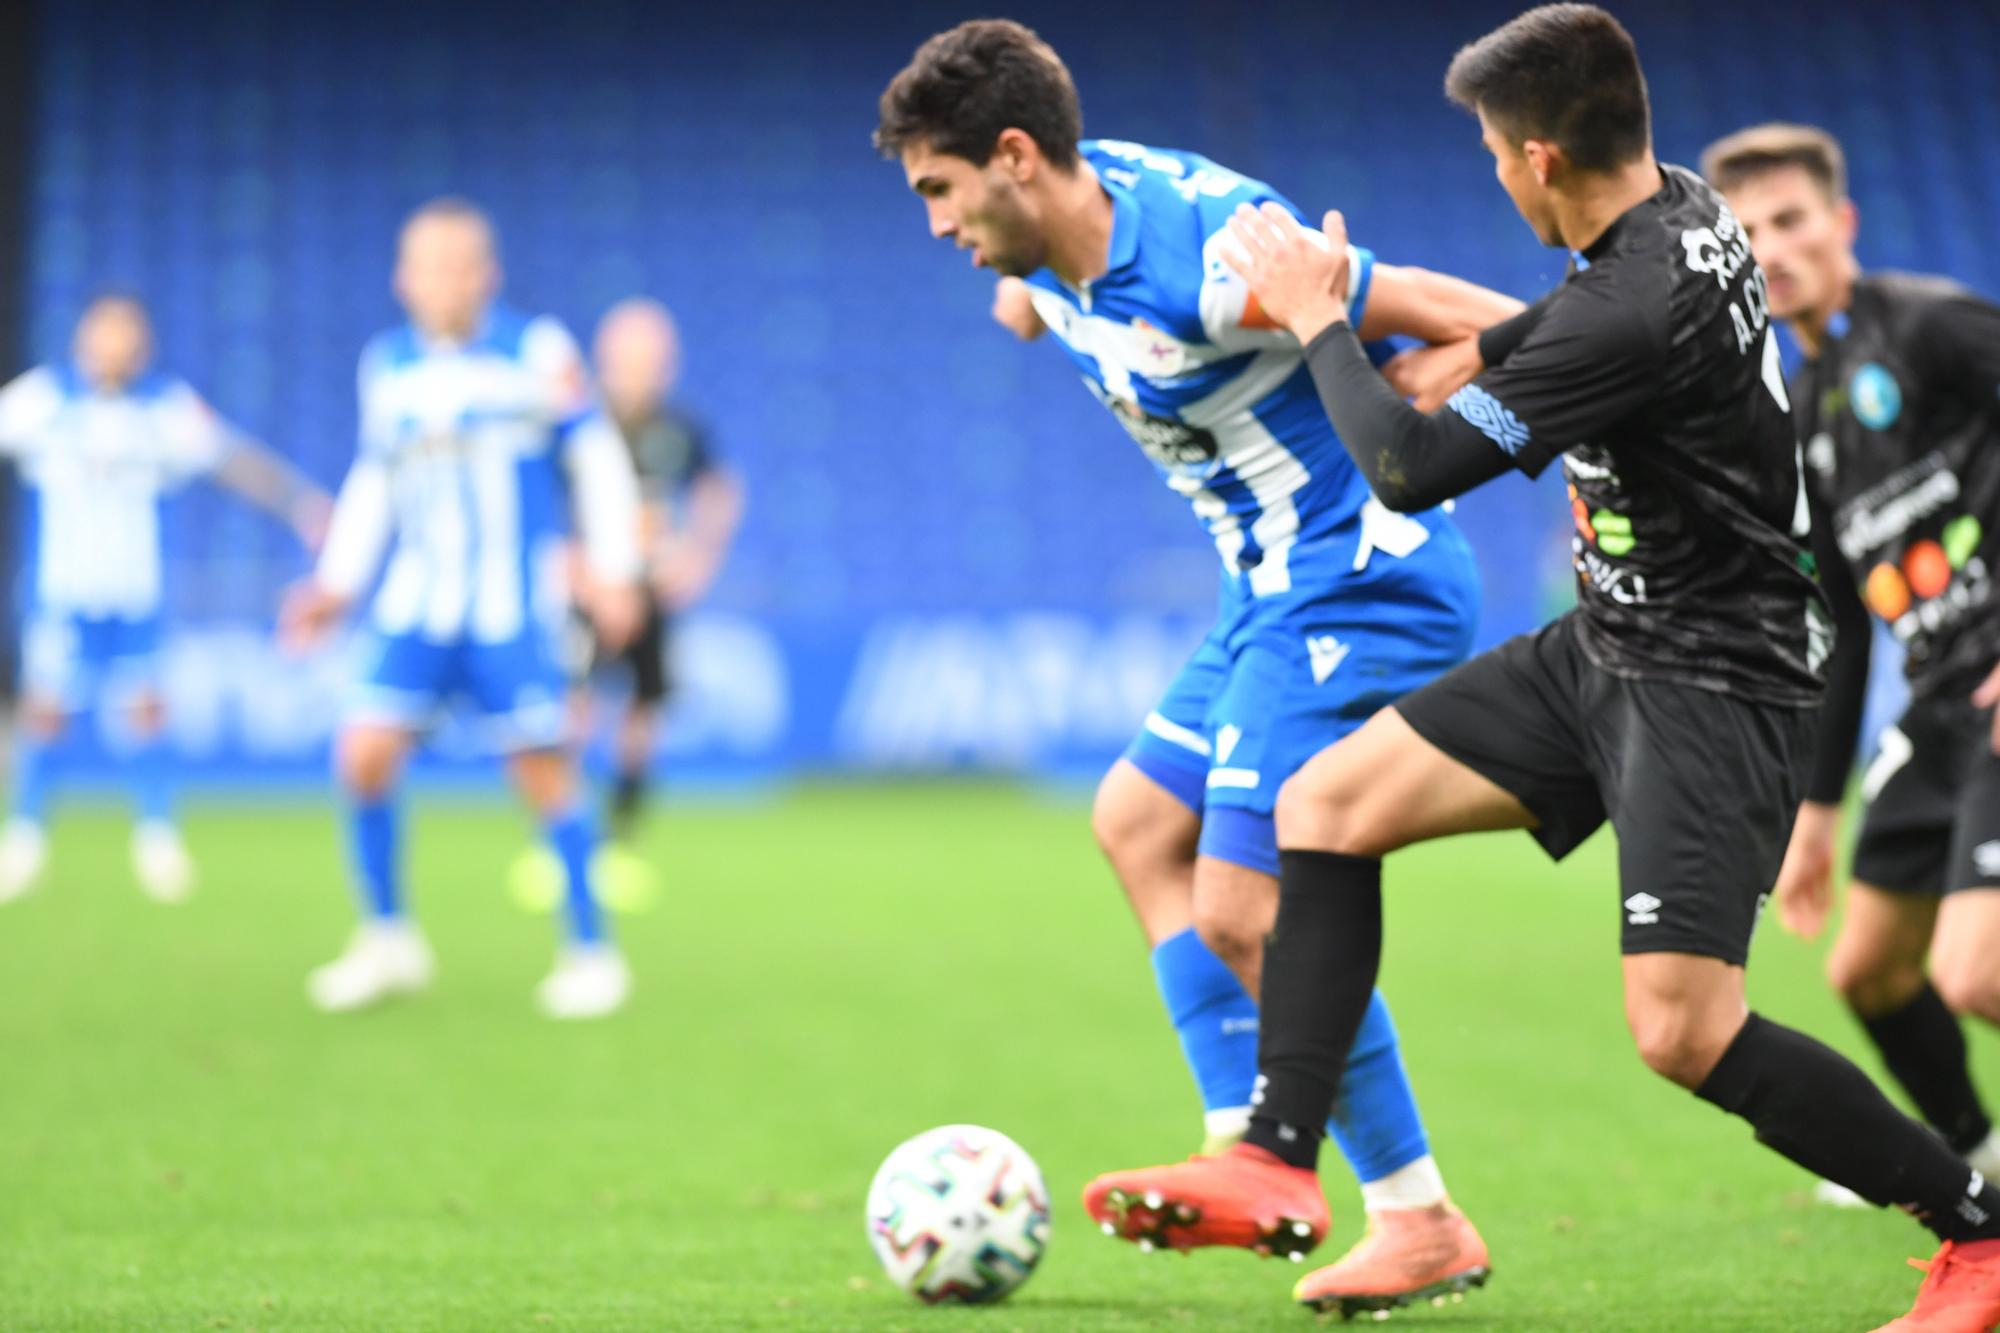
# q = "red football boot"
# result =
<box><xmin>1873</xmin><ymin>1239</ymin><xmax>2000</xmax><ymax>1331</ymax></box>
<box><xmin>1081</xmin><ymin>1143</ymin><xmax>1329</xmax><ymax>1259</ymax></box>
<box><xmin>1293</xmin><ymin>1201</ymin><xmax>1492</xmax><ymax>1318</ymax></box>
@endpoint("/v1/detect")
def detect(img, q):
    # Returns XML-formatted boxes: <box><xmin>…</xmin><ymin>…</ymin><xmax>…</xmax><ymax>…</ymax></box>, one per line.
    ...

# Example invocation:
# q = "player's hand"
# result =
<box><xmin>277</xmin><ymin>579</ymin><xmax>350</xmax><ymax>655</ymax></box>
<box><xmin>991</xmin><ymin>277</ymin><xmax>1046</xmax><ymax>341</ymax></box>
<box><xmin>1221</xmin><ymin>203</ymin><xmax>1351</xmax><ymax>345</ymax></box>
<box><xmin>1773</xmin><ymin>800</ymin><xmax>1842</xmax><ymax>939</ymax></box>
<box><xmin>1382</xmin><ymin>337</ymin><xmax>1484</xmax><ymax>413</ymax></box>
<box><xmin>587</xmin><ymin>581</ymin><xmax>645</xmax><ymax>655</ymax></box>
<box><xmin>1974</xmin><ymin>659</ymin><xmax>2000</xmax><ymax>754</ymax></box>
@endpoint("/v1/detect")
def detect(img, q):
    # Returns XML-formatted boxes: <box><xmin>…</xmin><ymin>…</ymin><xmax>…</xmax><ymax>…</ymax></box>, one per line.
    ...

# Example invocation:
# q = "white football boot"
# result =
<box><xmin>535</xmin><ymin>944</ymin><xmax>631</xmax><ymax>1020</ymax></box>
<box><xmin>132</xmin><ymin>820</ymin><xmax>196</xmax><ymax>903</ymax></box>
<box><xmin>307</xmin><ymin>921</ymin><xmax>435</xmax><ymax>1012</ymax></box>
<box><xmin>0</xmin><ymin>818</ymin><xmax>48</xmax><ymax>904</ymax></box>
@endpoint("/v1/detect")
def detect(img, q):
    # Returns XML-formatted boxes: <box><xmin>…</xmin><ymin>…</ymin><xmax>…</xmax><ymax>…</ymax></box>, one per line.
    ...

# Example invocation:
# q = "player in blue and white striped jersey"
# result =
<box><xmin>880</xmin><ymin>21</ymin><xmax>1519</xmax><ymax>1305</ymax></box>
<box><xmin>0</xmin><ymin>294</ymin><xmax>328</xmax><ymax>905</ymax></box>
<box><xmin>281</xmin><ymin>199</ymin><xmax>644</xmax><ymax>1021</ymax></box>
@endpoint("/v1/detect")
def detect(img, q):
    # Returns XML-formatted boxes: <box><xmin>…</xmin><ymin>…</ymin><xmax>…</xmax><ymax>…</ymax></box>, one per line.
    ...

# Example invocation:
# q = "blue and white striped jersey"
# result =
<box><xmin>1025</xmin><ymin>140</ymin><xmax>1421</xmax><ymax>596</ymax></box>
<box><xmin>316</xmin><ymin>306</ymin><xmax>639</xmax><ymax>644</ymax></box>
<box><xmin>0</xmin><ymin>364</ymin><xmax>232</xmax><ymax>619</ymax></box>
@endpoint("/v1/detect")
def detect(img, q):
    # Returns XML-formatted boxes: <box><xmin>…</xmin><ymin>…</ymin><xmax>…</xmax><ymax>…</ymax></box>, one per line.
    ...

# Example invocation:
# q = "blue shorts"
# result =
<box><xmin>348</xmin><ymin>624</ymin><xmax>571</xmax><ymax>753</ymax></box>
<box><xmin>1125</xmin><ymin>512</ymin><xmax>1479</xmax><ymax>876</ymax></box>
<box><xmin>20</xmin><ymin>610</ymin><xmax>163</xmax><ymax>711</ymax></box>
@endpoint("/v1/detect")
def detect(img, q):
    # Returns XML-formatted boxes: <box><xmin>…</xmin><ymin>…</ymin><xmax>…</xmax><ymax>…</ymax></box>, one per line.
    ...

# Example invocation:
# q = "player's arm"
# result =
<box><xmin>1382</xmin><ymin>290</ymin><xmax>1560</xmax><ymax>411</ymax></box>
<box><xmin>564</xmin><ymin>415</ymin><xmax>646</xmax><ymax>651</ymax></box>
<box><xmin>279</xmin><ymin>347</ymin><xmax>397</xmax><ymax>651</ymax></box>
<box><xmin>1353</xmin><ymin>265</ymin><xmax>1524</xmax><ymax>347</ymax></box>
<box><xmin>1223</xmin><ymin>202</ymin><xmax>1658</xmax><ymax>511</ymax></box>
<box><xmin>159</xmin><ymin>381</ymin><xmax>332</xmax><ymax>550</ymax></box>
<box><xmin>0</xmin><ymin>368</ymin><xmax>62</xmax><ymax>455</ymax></box>
<box><xmin>656</xmin><ymin>460</ymin><xmax>744</xmax><ymax>612</ymax></box>
<box><xmin>212</xmin><ymin>439</ymin><xmax>335</xmax><ymax>550</ymax></box>
<box><xmin>992</xmin><ymin>277</ymin><xmax>1046</xmax><ymax>341</ymax></box>
<box><xmin>1777</xmin><ymin>482</ymin><xmax>1870</xmax><ymax>937</ymax></box>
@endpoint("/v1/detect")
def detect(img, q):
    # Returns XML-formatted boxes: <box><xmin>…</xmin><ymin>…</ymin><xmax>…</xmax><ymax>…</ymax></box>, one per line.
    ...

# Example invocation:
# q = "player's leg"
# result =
<box><xmin>607</xmin><ymin>605</ymin><xmax>668</xmax><ymax>843</ymax></box>
<box><xmin>1107</xmin><ymin>633</ymin><xmax>1270</xmax><ymax>1146</ymax></box>
<box><xmin>1592</xmin><ymin>685</ymin><xmax>2000</xmax><ymax>1324</ymax></box>
<box><xmin>510</xmin><ymin>745</ymin><xmax>628</xmax><ymax>1019</ymax></box>
<box><xmin>112</xmin><ymin>618</ymin><xmax>195</xmax><ymax>902</ymax></box>
<box><xmin>1084</xmin><ymin>624</ymin><xmax>1584</xmax><ymax>1284</ymax></box>
<box><xmin>307</xmin><ymin>633</ymin><xmax>439</xmax><ymax>1012</ymax></box>
<box><xmin>478</xmin><ymin>624</ymin><xmax>628</xmax><ymax>1019</ymax></box>
<box><xmin>0</xmin><ymin>689</ymin><xmax>67</xmax><ymax>902</ymax></box>
<box><xmin>0</xmin><ymin>613</ymin><xmax>89</xmax><ymax>900</ymax></box>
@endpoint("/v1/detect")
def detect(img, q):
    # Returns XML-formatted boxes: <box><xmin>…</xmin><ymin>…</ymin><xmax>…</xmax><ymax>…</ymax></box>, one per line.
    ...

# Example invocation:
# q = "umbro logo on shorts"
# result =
<box><xmin>1975</xmin><ymin>841</ymin><xmax>2000</xmax><ymax>879</ymax></box>
<box><xmin>1624</xmin><ymin>892</ymin><xmax>1662</xmax><ymax>925</ymax></box>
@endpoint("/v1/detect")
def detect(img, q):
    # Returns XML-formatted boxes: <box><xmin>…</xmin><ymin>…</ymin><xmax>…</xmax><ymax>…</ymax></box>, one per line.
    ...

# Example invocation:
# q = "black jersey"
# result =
<box><xmin>1451</xmin><ymin>165</ymin><xmax>1827</xmax><ymax>706</ymax></box>
<box><xmin>1791</xmin><ymin>273</ymin><xmax>2000</xmax><ymax>700</ymax></box>
<box><xmin>619</xmin><ymin>404</ymin><xmax>716</xmax><ymax>497</ymax></box>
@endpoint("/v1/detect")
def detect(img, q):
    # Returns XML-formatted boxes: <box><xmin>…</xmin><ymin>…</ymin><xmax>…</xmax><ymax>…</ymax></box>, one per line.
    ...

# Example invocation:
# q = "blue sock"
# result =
<box><xmin>345</xmin><ymin>796</ymin><xmax>402</xmax><ymax>920</ymax></box>
<box><xmin>1151</xmin><ymin>928</ymin><xmax>1260</xmax><ymax>1120</ymax></box>
<box><xmin>12</xmin><ymin>733</ymin><xmax>57</xmax><ymax>825</ymax></box>
<box><xmin>546</xmin><ymin>805</ymin><xmax>606</xmax><ymax>946</ymax></box>
<box><xmin>1325</xmin><ymin>989</ymin><xmax>1432</xmax><ymax>1183</ymax></box>
<box><xmin>131</xmin><ymin>737</ymin><xmax>174</xmax><ymax>824</ymax></box>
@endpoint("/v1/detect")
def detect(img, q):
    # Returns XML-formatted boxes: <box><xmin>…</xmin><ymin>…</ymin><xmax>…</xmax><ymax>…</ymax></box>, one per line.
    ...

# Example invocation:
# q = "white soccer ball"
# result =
<box><xmin>865</xmin><ymin>1123</ymin><xmax>1052</xmax><ymax>1304</ymax></box>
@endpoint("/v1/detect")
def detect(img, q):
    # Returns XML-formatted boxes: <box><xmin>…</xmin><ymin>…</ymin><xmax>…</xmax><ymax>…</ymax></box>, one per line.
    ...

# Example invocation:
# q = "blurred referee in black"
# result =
<box><xmin>588</xmin><ymin>298</ymin><xmax>743</xmax><ymax>841</ymax></box>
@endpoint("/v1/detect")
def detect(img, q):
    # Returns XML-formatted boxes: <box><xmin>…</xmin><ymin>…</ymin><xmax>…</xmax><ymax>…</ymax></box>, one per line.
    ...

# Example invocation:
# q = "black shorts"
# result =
<box><xmin>1395</xmin><ymin>614</ymin><xmax>1815</xmax><ymax>966</ymax></box>
<box><xmin>575</xmin><ymin>601</ymin><xmax>672</xmax><ymax>705</ymax></box>
<box><xmin>1852</xmin><ymin>692</ymin><xmax>2000</xmax><ymax>897</ymax></box>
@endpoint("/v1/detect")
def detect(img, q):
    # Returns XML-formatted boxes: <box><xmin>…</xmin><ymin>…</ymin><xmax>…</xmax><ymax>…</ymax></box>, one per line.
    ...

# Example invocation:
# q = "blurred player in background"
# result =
<box><xmin>281</xmin><ymin>199</ymin><xmax>644</xmax><ymax>1020</ymax></box>
<box><xmin>879</xmin><ymin>20</ymin><xmax>1523</xmax><ymax>1316</ymax></box>
<box><xmin>0</xmin><ymin>293</ymin><xmax>328</xmax><ymax>904</ymax></box>
<box><xmin>585</xmin><ymin>298</ymin><xmax>743</xmax><ymax>844</ymax></box>
<box><xmin>1706</xmin><ymin>124</ymin><xmax>2000</xmax><ymax>1203</ymax></box>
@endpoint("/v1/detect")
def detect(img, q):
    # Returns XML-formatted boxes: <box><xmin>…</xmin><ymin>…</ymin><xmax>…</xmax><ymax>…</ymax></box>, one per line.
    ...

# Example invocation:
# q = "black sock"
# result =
<box><xmin>1859</xmin><ymin>983</ymin><xmax>1993</xmax><ymax>1155</ymax></box>
<box><xmin>1243</xmin><ymin>850</ymin><xmax>1382</xmax><ymax>1170</ymax></box>
<box><xmin>1698</xmin><ymin>1012</ymin><xmax>2000</xmax><ymax>1242</ymax></box>
<box><xmin>609</xmin><ymin>771</ymin><xmax>646</xmax><ymax>840</ymax></box>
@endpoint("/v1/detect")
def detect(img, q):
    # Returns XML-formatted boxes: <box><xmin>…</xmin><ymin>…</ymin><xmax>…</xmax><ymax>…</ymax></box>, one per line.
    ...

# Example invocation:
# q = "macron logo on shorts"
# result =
<box><xmin>1306</xmin><ymin>635</ymin><xmax>1350</xmax><ymax>685</ymax></box>
<box><xmin>1624</xmin><ymin>892</ymin><xmax>1662</xmax><ymax>925</ymax></box>
<box><xmin>1975</xmin><ymin>841</ymin><xmax>2000</xmax><ymax>879</ymax></box>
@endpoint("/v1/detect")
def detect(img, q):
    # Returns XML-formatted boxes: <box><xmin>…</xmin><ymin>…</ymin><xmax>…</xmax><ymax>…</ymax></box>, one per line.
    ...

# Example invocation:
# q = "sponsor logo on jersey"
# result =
<box><xmin>1850</xmin><ymin>362</ymin><xmax>1903</xmax><ymax>430</ymax></box>
<box><xmin>1092</xmin><ymin>387</ymin><xmax>1222</xmax><ymax>477</ymax></box>
<box><xmin>1836</xmin><ymin>452</ymin><xmax>1959</xmax><ymax>564</ymax></box>
<box><xmin>1624</xmin><ymin>892</ymin><xmax>1662</xmax><ymax>925</ymax></box>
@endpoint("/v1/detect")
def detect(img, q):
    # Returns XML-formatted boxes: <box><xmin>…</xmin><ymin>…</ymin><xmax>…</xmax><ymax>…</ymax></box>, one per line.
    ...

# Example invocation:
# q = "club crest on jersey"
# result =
<box><xmin>1850</xmin><ymin>362</ymin><xmax>1903</xmax><ymax>430</ymax></box>
<box><xmin>1125</xmin><ymin>318</ymin><xmax>1194</xmax><ymax>378</ymax></box>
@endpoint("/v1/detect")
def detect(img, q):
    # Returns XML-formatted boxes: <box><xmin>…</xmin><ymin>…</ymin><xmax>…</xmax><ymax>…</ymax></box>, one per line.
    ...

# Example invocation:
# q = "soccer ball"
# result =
<box><xmin>865</xmin><ymin>1124</ymin><xmax>1052</xmax><ymax>1304</ymax></box>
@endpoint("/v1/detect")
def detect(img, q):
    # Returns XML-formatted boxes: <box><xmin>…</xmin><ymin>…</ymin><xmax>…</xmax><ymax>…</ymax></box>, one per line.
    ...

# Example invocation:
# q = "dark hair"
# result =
<box><xmin>874</xmin><ymin>19</ymin><xmax>1081</xmax><ymax>170</ymax></box>
<box><xmin>1444</xmin><ymin>4</ymin><xmax>1651</xmax><ymax>173</ymax></box>
<box><xmin>1701</xmin><ymin>123</ymin><xmax>1846</xmax><ymax>201</ymax></box>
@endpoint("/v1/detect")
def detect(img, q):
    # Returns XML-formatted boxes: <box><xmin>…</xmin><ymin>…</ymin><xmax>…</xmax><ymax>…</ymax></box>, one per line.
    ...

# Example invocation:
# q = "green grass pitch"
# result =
<box><xmin>0</xmin><ymin>781</ymin><xmax>1975</xmax><ymax>1330</ymax></box>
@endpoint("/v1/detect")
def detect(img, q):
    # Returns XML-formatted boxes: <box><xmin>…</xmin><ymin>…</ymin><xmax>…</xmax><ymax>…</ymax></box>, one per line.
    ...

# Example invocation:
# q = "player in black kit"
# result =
<box><xmin>1083</xmin><ymin>8</ymin><xmax>2000</xmax><ymax>1326</ymax></box>
<box><xmin>1706</xmin><ymin>124</ymin><xmax>2000</xmax><ymax>1206</ymax></box>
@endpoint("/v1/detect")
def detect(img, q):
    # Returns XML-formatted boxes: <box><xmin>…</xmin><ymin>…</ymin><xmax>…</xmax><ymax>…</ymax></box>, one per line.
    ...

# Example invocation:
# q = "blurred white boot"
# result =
<box><xmin>0</xmin><ymin>818</ymin><xmax>47</xmax><ymax>904</ymax></box>
<box><xmin>308</xmin><ymin>921</ymin><xmax>435</xmax><ymax>1012</ymax></box>
<box><xmin>535</xmin><ymin>944</ymin><xmax>630</xmax><ymax>1020</ymax></box>
<box><xmin>132</xmin><ymin>820</ymin><xmax>196</xmax><ymax>903</ymax></box>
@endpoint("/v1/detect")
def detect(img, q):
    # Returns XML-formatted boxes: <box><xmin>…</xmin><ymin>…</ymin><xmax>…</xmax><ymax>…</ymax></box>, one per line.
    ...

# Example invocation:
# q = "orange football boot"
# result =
<box><xmin>1293</xmin><ymin>1201</ymin><xmax>1492</xmax><ymax>1318</ymax></box>
<box><xmin>1082</xmin><ymin>1142</ymin><xmax>1329</xmax><ymax>1259</ymax></box>
<box><xmin>1873</xmin><ymin>1239</ymin><xmax>2000</xmax><ymax>1331</ymax></box>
